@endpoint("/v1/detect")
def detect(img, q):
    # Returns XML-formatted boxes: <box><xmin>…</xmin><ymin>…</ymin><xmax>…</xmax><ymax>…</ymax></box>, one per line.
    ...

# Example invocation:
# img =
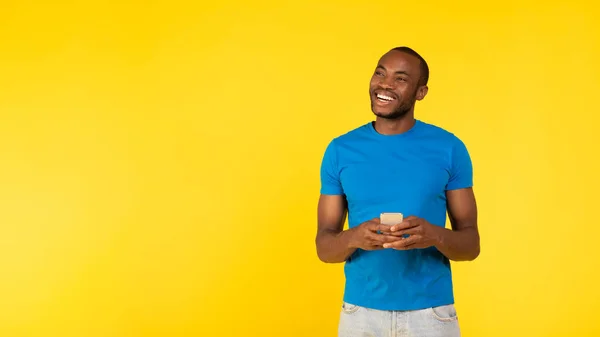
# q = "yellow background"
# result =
<box><xmin>1</xmin><ymin>0</ymin><xmax>599</xmax><ymax>336</ymax></box>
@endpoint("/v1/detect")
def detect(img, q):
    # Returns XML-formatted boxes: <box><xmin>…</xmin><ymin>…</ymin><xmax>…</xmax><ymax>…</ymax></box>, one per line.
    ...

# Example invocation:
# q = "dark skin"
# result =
<box><xmin>369</xmin><ymin>49</ymin><xmax>428</xmax><ymax>135</ymax></box>
<box><xmin>316</xmin><ymin>50</ymin><xmax>480</xmax><ymax>263</ymax></box>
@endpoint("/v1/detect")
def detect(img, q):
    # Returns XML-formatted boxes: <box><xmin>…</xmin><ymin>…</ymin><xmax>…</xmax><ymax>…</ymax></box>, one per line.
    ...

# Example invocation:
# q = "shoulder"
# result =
<box><xmin>320</xmin><ymin>123</ymin><xmax>371</xmax><ymax>163</ymax></box>
<box><xmin>419</xmin><ymin>121</ymin><xmax>474</xmax><ymax>174</ymax></box>
<box><xmin>417</xmin><ymin>120</ymin><xmax>468</xmax><ymax>148</ymax></box>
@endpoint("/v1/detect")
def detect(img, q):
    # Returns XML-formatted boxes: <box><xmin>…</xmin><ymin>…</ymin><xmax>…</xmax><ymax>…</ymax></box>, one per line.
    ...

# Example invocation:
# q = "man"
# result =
<box><xmin>315</xmin><ymin>46</ymin><xmax>480</xmax><ymax>337</ymax></box>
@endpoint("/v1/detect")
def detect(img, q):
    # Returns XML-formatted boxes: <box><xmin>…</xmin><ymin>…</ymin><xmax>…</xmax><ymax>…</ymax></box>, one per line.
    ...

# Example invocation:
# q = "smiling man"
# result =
<box><xmin>315</xmin><ymin>47</ymin><xmax>480</xmax><ymax>337</ymax></box>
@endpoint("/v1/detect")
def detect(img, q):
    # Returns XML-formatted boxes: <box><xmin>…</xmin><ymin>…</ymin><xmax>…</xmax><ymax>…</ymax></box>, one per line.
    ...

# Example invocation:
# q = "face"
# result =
<box><xmin>369</xmin><ymin>50</ymin><xmax>428</xmax><ymax>119</ymax></box>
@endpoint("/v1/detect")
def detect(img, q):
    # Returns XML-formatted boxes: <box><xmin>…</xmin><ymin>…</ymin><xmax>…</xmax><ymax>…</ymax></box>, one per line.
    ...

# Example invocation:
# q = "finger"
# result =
<box><xmin>390</xmin><ymin>219</ymin><xmax>419</xmax><ymax>232</ymax></box>
<box><xmin>366</xmin><ymin>218</ymin><xmax>382</xmax><ymax>230</ymax></box>
<box><xmin>365</xmin><ymin>239</ymin><xmax>389</xmax><ymax>250</ymax></box>
<box><xmin>371</xmin><ymin>234</ymin><xmax>400</xmax><ymax>244</ymax></box>
<box><xmin>365</xmin><ymin>244</ymin><xmax>385</xmax><ymax>251</ymax></box>
<box><xmin>374</xmin><ymin>224</ymin><xmax>395</xmax><ymax>234</ymax></box>
<box><xmin>368</xmin><ymin>233</ymin><xmax>402</xmax><ymax>244</ymax></box>
<box><xmin>394</xmin><ymin>240</ymin><xmax>432</xmax><ymax>250</ymax></box>
<box><xmin>391</xmin><ymin>227</ymin><xmax>421</xmax><ymax>237</ymax></box>
<box><xmin>392</xmin><ymin>242</ymin><xmax>419</xmax><ymax>250</ymax></box>
<box><xmin>373</xmin><ymin>222</ymin><xmax>400</xmax><ymax>234</ymax></box>
<box><xmin>383</xmin><ymin>235</ymin><xmax>421</xmax><ymax>249</ymax></box>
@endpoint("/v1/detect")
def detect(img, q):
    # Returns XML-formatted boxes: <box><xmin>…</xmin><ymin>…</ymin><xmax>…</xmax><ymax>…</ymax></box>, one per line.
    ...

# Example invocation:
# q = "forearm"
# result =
<box><xmin>433</xmin><ymin>226</ymin><xmax>480</xmax><ymax>261</ymax></box>
<box><xmin>316</xmin><ymin>228</ymin><xmax>357</xmax><ymax>263</ymax></box>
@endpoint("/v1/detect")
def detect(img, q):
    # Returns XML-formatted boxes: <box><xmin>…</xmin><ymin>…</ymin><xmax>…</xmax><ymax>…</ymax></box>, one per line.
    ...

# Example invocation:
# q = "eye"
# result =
<box><xmin>375</xmin><ymin>71</ymin><xmax>384</xmax><ymax>76</ymax></box>
<box><xmin>396</xmin><ymin>77</ymin><xmax>406</xmax><ymax>82</ymax></box>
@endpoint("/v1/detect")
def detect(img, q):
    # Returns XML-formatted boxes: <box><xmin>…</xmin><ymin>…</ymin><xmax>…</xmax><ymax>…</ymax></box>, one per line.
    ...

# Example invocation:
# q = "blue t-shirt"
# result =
<box><xmin>320</xmin><ymin>119</ymin><xmax>473</xmax><ymax>311</ymax></box>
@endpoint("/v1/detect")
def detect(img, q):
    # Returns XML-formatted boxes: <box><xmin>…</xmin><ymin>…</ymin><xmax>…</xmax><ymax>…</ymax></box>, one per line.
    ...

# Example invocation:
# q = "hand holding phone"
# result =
<box><xmin>380</xmin><ymin>212</ymin><xmax>403</xmax><ymax>226</ymax></box>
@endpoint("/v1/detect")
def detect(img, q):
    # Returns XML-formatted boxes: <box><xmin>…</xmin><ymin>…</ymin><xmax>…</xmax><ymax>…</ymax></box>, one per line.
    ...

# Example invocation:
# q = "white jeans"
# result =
<box><xmin>338</xmin><ymin>302</ymin><xmax>461</xmax><ymax>337</ymax></box>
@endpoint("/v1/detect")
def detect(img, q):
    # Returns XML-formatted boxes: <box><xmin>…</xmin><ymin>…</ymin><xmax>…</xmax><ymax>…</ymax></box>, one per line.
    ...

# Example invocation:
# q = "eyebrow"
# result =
<box><xmin>377</xmin><ymin>65</ymin><xmax>411</xmax><ymax>77</ymax></box>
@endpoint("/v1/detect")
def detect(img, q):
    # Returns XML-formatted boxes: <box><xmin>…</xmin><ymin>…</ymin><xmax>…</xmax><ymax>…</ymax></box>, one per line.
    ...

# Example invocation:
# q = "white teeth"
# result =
<box><xmin>377</xmin><ymin>94</ymin><xmax>394</xmax><ymax>101</ymax></box>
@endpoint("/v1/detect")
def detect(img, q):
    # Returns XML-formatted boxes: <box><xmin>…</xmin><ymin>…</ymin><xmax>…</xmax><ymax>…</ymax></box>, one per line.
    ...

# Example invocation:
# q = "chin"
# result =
<box><xmin>374</xmin><ymin>109</ymin><xmax>410</xmax><ymax>120</ymax></box>
<box><xmin>376</xmin><ymin>113</ymin><xmax>399</xmax><ymax>120</ymax></box>
<box><xmin>372</xmin><ymin>108</ymin><xmax>397</xmax><ymax>118</ymax></box>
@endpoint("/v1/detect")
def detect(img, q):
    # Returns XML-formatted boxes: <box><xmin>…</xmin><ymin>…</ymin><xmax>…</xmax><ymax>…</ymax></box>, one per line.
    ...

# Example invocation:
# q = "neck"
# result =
<box><xmin>373</xmin><ymin>113</ymin><xmax>416</xmax><ymax>135</ymax></box>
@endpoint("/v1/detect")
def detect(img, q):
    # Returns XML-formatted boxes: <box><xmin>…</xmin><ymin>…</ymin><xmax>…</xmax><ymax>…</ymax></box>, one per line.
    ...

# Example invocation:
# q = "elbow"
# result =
<box><xmin>452</xmin><ymin>248</ymin><xmax>479</xmax><ymax>262</ymax></box>
<box><xmin>316</xmin><ymin>248</ymin><xmax>340</xmax><ymax>264</ymax></box>
<box><xmin>464</xmin><ymin>230</ymin><xmax>480</xmax><ymax>261</ymax></box>
<box><xmin>315</xmin><ymin>237</ymin><xmax>328</xmax><ymax>263</ymax></box>
<box><xmin>464</xmin><ymin>242</ymin><xmax>481</xmax><ymax>261</ymax></box>
<box><xmin>315</xmin><ymin>245</ymin><xmax>345</xmax><ymax>264</ymax></box>
<box><xmin>471</xmin><ymin>234</ymin><xmax>481</xmax><ymax>260</ymax></box>
<box><xmin>315</xmin><ymin>234</ymin><xmax>335</xmax><ymax>263</ymax></box>
<box><xmin>318</xmin><ymin>255</ymin><xmax>334</xmax><ymax>263</ymax></box>
<box><xmin>317</xmin><ymin>253</ymin><xmax>333</xmax><ymax>263</ymax></box>
<box><xmin>451</xmin><ymin>241</ymin><xmax>480</xmax><ymax>262</ymax></box>
<box><xmin>467</xmin><ymin>246</ymin><xmax>480</xmax><ymax>261</ymax></box>
<box><xmin>320</xmin><ymin>257</ymin><xmax>346</xmax><ymax>264</ymax></box>
<box><xmin>315</xmin><ymin>247</ymin><xmax>327</xmax><ymax>262</ymax></box>
<box><xmin>314</xmin><ymin>230</ymin><xmax>349</xmax><ymax>264</ymax></box>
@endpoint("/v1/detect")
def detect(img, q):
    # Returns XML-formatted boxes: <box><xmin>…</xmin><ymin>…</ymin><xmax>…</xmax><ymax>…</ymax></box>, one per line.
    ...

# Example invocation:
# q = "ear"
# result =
<box><xmin>416</xmin><ymin>85</ymin><xmax>428</xmax><ymax>101</ymax></box>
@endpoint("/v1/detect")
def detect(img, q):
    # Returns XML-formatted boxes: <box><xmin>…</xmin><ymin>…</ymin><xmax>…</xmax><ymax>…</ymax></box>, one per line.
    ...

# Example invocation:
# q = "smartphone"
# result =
<box><xmin>380</xmin><ymin>212</ymin><xmax>403</xmax><ymax>226</ymax></box>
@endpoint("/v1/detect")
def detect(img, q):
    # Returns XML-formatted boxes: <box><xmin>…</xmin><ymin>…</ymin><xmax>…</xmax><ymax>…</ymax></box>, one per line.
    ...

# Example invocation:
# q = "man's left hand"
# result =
<box><xmin>383</xmin><ymin>216</ymin><xmax>442</xmax><ymax>250</ymax></box>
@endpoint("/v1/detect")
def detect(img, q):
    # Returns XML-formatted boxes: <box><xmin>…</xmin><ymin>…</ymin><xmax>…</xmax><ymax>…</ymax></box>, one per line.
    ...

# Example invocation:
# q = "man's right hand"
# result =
<box><xmin>347</xmin><ymin>218</ymin><xmax>400</xmax><ymax>251</ymax></box>
<box><xmin>317</xmin><ymin>194</ymin><xmax>403</xmax><ymax>263</ymax></box>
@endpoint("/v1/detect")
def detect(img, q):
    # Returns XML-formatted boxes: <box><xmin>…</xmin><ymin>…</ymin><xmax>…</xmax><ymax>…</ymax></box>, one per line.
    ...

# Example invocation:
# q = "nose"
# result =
<box><xmin>378</xmin><ymin>77</ymin><xmax>394</xmax><ymax>89</ymax></box>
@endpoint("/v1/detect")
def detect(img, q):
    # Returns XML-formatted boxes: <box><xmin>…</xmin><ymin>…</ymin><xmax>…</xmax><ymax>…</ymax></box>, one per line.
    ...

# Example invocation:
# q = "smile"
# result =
<box><xmin>376</xmin><ymin>93</ymin><xmax>396</xmax><ymax>103</ymax></box>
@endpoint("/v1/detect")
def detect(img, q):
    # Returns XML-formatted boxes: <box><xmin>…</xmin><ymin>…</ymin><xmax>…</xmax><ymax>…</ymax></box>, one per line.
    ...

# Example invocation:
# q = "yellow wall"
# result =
<box><xmin>1</xmin><ymin>1</ymin><xmax>598</xmax><ymax>336</ymax></box>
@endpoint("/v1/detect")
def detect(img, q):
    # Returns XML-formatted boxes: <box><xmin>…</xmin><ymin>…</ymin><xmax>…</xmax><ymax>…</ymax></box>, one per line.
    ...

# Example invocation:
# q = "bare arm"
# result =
<box><xmin>434</xmin><ymin>187</ymin><xmax>480</xmax><ymax>261</ymax></box>
<box><xmin>315</xmin><ymin>194</ymin><xmax>355</xmax><ymax>263</ymax></box>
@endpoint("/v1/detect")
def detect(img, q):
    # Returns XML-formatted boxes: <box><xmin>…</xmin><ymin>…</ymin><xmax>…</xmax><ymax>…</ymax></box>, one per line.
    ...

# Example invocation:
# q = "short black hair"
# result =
<box><xmin>390</xmin><ymin>46</ymin><xmax>429</xmax><ymax>86</ymax></box>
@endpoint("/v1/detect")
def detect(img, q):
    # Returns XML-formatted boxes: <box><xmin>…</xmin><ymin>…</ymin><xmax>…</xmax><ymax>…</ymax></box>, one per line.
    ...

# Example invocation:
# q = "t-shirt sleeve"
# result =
<box><xmin>320</xmin><ymin>139</ymin><xmax>344</xmax><ymax>195</ymax></box>
<box><xmin>446</xmin><ymin>137</ymin><xmax>474</xmax><ymax>190</ymax></box>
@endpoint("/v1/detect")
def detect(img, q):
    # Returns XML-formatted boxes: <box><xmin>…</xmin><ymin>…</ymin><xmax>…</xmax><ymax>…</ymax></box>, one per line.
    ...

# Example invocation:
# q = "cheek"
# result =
<box><xmin>396</xmin><ymin>86</ymin><xmax>414</xmax><ymax>98</ymax></box>
<box><xmin>394</xmin><ymin>90</ymin><xmax>405</xmax><ymax>100</ymax></box>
